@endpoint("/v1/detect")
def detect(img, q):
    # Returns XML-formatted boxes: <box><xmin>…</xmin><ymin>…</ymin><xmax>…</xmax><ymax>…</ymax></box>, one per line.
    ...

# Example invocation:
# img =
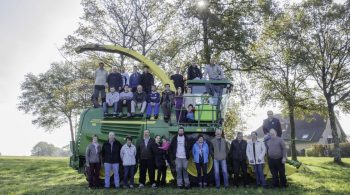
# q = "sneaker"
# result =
<box><xmin>146</xmin><ymin>115</ymin><xmax>151</xmax><ymax>120</ymax></box>
<box><xmin>129</xmin><ymin>185</ymin><xmax>134</xmax><ymax>189</ymax></box>
<box><xmin>151</xmin><ymin>183</ymin><xmax>158</xmax><ymax>188</ymax></box>
<box><xmin>154</xmin><ymin>114</ymin><xmax>158</xmax><ymax>119</ymax></box>
<box><xmin>177</xmin><ymin>185</ymin><xmax>183</xmax><ymax>189</ymax></box>
<box><xmin>185</xmin><ymin>186</ymin><xmax>190</xmax><ymax>190</ymax></box>
<box><xmin>138</xmin><ymin>184</ymin><xmax>144</xmax><ymax>188</ymax></box>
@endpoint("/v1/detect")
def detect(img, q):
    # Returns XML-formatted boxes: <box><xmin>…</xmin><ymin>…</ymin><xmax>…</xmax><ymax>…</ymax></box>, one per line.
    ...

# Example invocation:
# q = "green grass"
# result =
<box><xmin>0</xmin><ymin>156</ymin><xmax>350</xmax><ymax>195</ymax></box>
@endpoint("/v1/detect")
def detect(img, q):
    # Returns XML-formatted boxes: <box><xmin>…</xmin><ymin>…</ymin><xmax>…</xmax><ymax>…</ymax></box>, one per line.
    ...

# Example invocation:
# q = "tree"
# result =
<box><xmin>18</xmin><ymin>62</ymin><xmax>93</xmax><ymax>142</ymax></box>
<box><xmin>31</xmin><ymin>142</ymin><xmax>71</xmax><ymax>157</ymax></box>
<box><xmin>294</xmin><ymin>0</ymin><xmax>350</xmax><ymax>163</ymax></box>
<box><xmin>251</xmin><ymin>7</ymin><xmax>323</xmax><ymax>161</ymax></box>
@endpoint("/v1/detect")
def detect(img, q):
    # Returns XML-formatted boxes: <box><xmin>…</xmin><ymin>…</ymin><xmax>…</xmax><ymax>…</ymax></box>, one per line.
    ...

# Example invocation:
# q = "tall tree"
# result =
<box><xmin>18</xmin><ymin>62</ymin><xmax>93</xmax><ymax>142</ymax></box>
<box><xmin>294</xmin><ymin>0</ymin><xmax>350</xmax><ymax>163</ymax></box>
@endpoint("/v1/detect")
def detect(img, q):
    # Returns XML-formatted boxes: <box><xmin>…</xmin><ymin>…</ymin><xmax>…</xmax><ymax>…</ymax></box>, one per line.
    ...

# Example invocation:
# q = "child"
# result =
<box><xmin>186</xmin><ymin>104</ymin><xmax>195</xmax><ymax>123</ymax></box>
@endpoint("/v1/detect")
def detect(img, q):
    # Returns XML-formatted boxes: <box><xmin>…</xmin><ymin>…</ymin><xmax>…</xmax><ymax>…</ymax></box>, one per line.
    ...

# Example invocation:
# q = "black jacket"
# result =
<box><xmin>262</xmin><ymin>118</ymin><xmax>282</xmax><ymax>137</ymax></box>
<box><xmin>137</xmin><ymin>138</ymin><xmax>155</xmax><ymax>160</ymax></box>
<box><xmin>170</xmin><ymin>74</ymin><xmax>184</xmax><ymax>90</ymax></box>
<box><xmin>187</xmin><ymin>65</ymin><xmax>202</xmax><ymax>80</ymax></box>
<box><xmin>152</xmin><ymin>142</ymin><xmax>167</xmax><ymax>168</ymax></box>
<box><xmin>169</xmin><ymin>135</ymin><xmax>191</xmax><ymax>160</ymax></box>
<box><xmin>133</xmin><ymin>91</ymin><xmax>147</xmax><ymax>103</ymax></box>
<box><xmin>101</xmin><ymin>139</ymin><xmax>122</xmax><ymax>163</ymax></box>
<box><xmin>229</xmin><ymin>139</ymin><xmax>247</xmax><ymax>161</ymax></box>
<box><xmin>140</xmin><ymin>72</ymin><xmax>154</xmax><ymax>93</ymax></box>
<box><xmin>107</xmin><ymin>72</ymin><xmax>123</xmax><ymax>89</ymax></box>
<box><xmin>160</xmin><ymin>90</ymin><xmax>175</xmax><ymax>104</ymax></box>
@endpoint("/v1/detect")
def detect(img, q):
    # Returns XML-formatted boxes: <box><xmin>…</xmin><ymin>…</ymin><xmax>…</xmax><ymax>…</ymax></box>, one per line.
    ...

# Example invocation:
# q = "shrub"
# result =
<box><xmin>305</xmin><ymin>142</ymin><xmax>350</xmax><ymax>157</ymax></box>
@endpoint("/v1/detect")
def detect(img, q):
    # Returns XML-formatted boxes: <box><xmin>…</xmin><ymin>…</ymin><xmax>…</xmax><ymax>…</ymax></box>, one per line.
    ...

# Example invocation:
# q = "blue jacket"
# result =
<box><xmin>192</xmin><ymin>141</ymin><xmax>209</xmax><ymax>164</ymax></box>
<box><xmin>147</xmin><ymin>92</ymin><xmax>160</xmax><ymax>103</ymax></box>
<box><xmin>129</xmin><ymin>72</ymin><xmax>141</xmax><ymax>88</ymax></box>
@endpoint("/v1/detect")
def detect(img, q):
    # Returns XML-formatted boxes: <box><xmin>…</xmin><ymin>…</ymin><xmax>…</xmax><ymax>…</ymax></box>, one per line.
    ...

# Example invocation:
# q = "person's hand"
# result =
<box><xmin>165</xmin><ymin>161</ymin><xmax>169</xmax><ymax>167</ymax></box>
<box><xmin>258</xmin><ymin>159</ymin><xmax>262</xmax><ymax>163</ymax></box>
<box><xmin>123</xmin><ymin>100</ymin><xmax>126</xmax><ymax>104</ymax></box>
<box><xmin>249</xmin><ymin>160</ymin><xmax>254</xmax><ymax>163</ymax></box>
<box><xmin>86</xmin><ymin>163</ymin><xmax>90</xmax><ymax>167</ymax></box>
<box><xmin>282</xmin><ymin>158</ymin><xmax>286</xmax><ymax>164</ymax></box>
<box><xmin>151</xmin><ymin>102</ymin><xmax>155</xmax><ymax>106</ymax></box>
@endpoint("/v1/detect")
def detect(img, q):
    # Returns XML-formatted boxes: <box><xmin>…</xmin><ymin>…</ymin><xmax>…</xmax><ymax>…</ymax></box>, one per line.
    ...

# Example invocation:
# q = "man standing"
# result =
<box><xmin>121</xmin><ymin>66</ymin><xmax>129</xmax><ymax>87</ymax></box>
<box><xmin>267</xmin><ymin>129</ymin><xmax>287</xmax><ymax>188</ymax></box>
<box><xmin>246</xmin><ymin>131</ymin><xmax>267</xmax><ymax>188</ymax></box>
<box><xmin>187</xmin><ymin>63</ymin><xmax>202</xmax><ymax>80</ymax></box>
<box><xmin>140</xmin><ymin>66</ymin><xmax>154</xmax><ymax>94</ymax></box>
<box><xmin>107</xmin><ymin>66</ymin><xmax>123</xmax><ymax>91</ymax></box>
<box><xmin>85</xmin><ymin>134</ymin><xmax>101</xmax><ymax>188</ymax></box>
<box><xmin>137</xmin><ymin>130</ymin><xmax>156</xmax><ymax>188</ymax></box>
<box><xmin>160</xmin><ymin>84</ymin><xmax>175</xmax><ymax>123</ymax></box>
<box><xmin>170</xmin><ymin>127</ymin><xmax>191</xmax><ymax>189</ymax></box>
<box><xmin>131</xmin><ymin>85</ymin><xmax>147</xmax><ymax>117</ymax></box>
<box><xmin>211</xmin><ymin>129</ymin><xmax>229</xmax><ymax>189</ymax></box>
<box><xmin>170</xmin><ymin>67</ymin><xmax>185</xmax><ymax>92</ymax></box>
<box><xmin>103</xmin><ymin>87</ymin><xmax>119</xmax><ymax>116</ymax></box>
<box><xmin>101</xmin><ymin>132</ymin><xmax>122</xmax><ymax>189</ymax></box>
<box><xmin>93</xmin><ymin>62</ymin><xmax>108</xmax><ymax>104</ymax></box>
<box><xmin>229</xmin><ymin>132</ymin><xmax>248</xmax><ymax>187</ymax></box>
<box><xmin>129</xmin><ymin>65</ymin><xmax>141</xmax><ymax>92</ymax></box>
<box><xmin>262</xmin><ymin>110</ymin><xmax>282</xmax><ymax>137</ymax></box>
<box><xmin>203</xmin><ymin>60</ymin><xmax>224</xmax><ymax>80</ymax></box>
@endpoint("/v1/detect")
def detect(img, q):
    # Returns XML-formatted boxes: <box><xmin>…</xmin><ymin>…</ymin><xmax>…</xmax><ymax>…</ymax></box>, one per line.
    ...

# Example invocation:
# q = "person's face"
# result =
<box><xmin>109</xmin><ymin>133</ymin><xmax>115</xmax><ymax>141</ymax></box>
<box><xmin>187</xmin><ymin>106</ymin><xmax>193</xmax><ymax>111</ymax></box>
<box><xmin>155</xmin><ymin>136</ymin><xmax>160</xmax><ymax>143</ymax></box>
<box><xmin>137</xmin><ymin>85</ymin><xmax>143</xmax><ymax>92</ymax></box>
<box><xmin>198</xmin><ymin>137</ymin><xmax>204</xmax><ymax>143</ymax></box>
<box><xmin>144</xmin><ymin>130</ymin><xmax>150</xmax><ymax>138</ymax></box>
<box><xmin>176</xmin><ymin>68</ymin><xmax>180</xmax><ymax>74</ymax></box>
<box><xmin>99</xmin><ymin>63</ymin><xmax>104</xmax><ymax>68</ymax></box>
<box><xmin>133</xmin><ymin>66</ymin><xmax>137</xmax><ymax>72</ymax></box>
<box><xmin>143</xmin><ymin>67</ymin><xmax>148</xmax><ymax>73</ymax></box>
<box><xmin>124</xmin><ymin>86</ymin><xmax>129</xmax><ymax>92</ymax></box>
<box><xmin>178</xmin><ymin>129</ymin><xmax>184</xmax><ymax>136</ymax></box>
<box><xmin>151</xmin><ymin>85</ymin><xmax>156</xmax><ymax>91</ymax></box>
<box><xmin>187</xmin><ymin>88</ymin><xmax>192</xmax><ymax>93</ymax></box>
<box><xmin>251</xmin><ymin>133</ymin><xmax>257</xmax><ymax>140</ymax></box>
<box><xmin>215</xmin><ymin>130</ymin><xmax>222</xmax><ymax>138</ymax></box>
<box><xmin>162</xmin><ymin>138</ymin><xmax>167</xmax><ymax>143</ymax></box>
<box><xmin>112</xmin><ymin>67</ymin><xmax>117</xmax><ymax>72</ymax></box>
<box><xmin>237</xmin><ymin>134</ymin><xmax>243</xmax><ymax>141</ymax></box>
<box><xmin>267</xmin><ymin>111</ymin><xmax>273</xmax><ymax>120</ymax></box>
<box><xmin>165</xmin><ymin>85</ymin><xmax>170</xmax><ymax>91</ymax></box>
<box><xmin>269</xmin><ymin>129</ymin><xmax>277</xmax><ymax>137</ymax></box>
<box><xmin>92</xmin><ymin>136</ymin><xmax>98</xmax><ymax>143</ymax></box>
<box><xmin>127</xmin><ymin>139</ymin><xmax>132</xmax><ymax>146</ymax></box>
<box><xmin>110</xmin><ymin>87</ymin><xmax>116</xmax><ymax>93</ymax></box>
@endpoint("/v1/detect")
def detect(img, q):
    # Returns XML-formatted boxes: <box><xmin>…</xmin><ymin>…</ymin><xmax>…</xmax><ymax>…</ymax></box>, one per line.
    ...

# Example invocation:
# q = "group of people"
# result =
<box><xmin>85</xmin><ymin>110</ymin><xmax>288</xmax><ymax>190</ymax></box>
<box><xmin>92</xmin><ymin>61</ymin><xmax>226</xmax><ymax>122</ymax></box>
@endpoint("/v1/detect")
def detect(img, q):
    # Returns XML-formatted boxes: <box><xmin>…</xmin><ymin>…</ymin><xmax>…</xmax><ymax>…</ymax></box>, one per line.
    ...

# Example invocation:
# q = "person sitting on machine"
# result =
<box><xmin>131</xmin><ymin>85</ymin><xmax>147</xmax><ymax>117</ymax></box>
<box><xmin>185</xmin><ymin>104</ymin><xmax>195</xmax><ymax>124</ymax></box>
<box><xmin>103</xmin><ymin>87</ymin><xmax>119</xmax><ymax>117</ymax></box>
<box><xmin>160</xmin><ymin>84</ymin><xmax>175</xmax><ymax>123</ymax></box>
<box><xmin>118</xmin><ymin>85</ymin><xmax>133</xmax><ymax>117</ymax></box>
<box><xmin>146</xmin><ymin>85</ymin><xmax>161</xmax><ymax>120</ymax></box>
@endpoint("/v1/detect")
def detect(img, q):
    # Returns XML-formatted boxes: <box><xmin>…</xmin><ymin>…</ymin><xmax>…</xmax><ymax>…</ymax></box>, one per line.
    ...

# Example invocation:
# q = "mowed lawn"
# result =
<box><xmin>0</xmin><ymin>156</ymin><xmax>350</xmax><ymax>195</ymax></box>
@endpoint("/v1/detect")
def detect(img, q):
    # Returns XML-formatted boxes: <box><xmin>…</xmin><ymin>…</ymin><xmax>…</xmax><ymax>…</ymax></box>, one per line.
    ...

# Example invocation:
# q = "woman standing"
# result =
<box><xmin>152</xmin><ymin>135</ymin><xmax>168</xmax><ymax>187</ymax></box>
<box><xmin>246</xmin><ymin>131</ymin><xmax>267</xmax><ymax>188</ymax></box>
<box><xmin>192</xmin><ymin>134</ymin><xmax>209</xmax><ymax>187</ymax></box>
<box><xmin>174</xmin><ymin>87</ymin><xmax>184</xmax><ymax>123</ymax></box>
<box><xmin>85</xmin><ymin>134</ymin><xmax>102</xmax><ymax>188</ymax></box>
<box><xmin>120</xmin><ymin>136</ymin><xmax>137</xmax><ymax>188</ymax></box>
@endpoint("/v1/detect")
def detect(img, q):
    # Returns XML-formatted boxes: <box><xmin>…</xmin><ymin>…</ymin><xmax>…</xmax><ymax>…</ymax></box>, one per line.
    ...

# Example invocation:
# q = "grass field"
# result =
<box><xmin>0</xmin><ymin>156</ymin><xmax>350</xmax><ymax>195</ymax></box>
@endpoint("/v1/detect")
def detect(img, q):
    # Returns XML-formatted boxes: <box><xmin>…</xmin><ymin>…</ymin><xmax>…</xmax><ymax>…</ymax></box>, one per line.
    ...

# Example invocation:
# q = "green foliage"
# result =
<box><xmin>31</xmin><ymin>142</ymin><xmax>71</xmax><ymax>157</ymax></box>
<box><xmin>306</xmin><ymin>143</ymin><xmax>350</xmax><ymax>157</ymax></box>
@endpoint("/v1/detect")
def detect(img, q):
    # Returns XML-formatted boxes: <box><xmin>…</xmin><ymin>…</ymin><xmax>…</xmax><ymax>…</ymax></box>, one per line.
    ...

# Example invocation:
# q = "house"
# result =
<box><xmin>255</xmin><ymin>113</ymin><xmax>347</xmax><ymax>151</ymax></box>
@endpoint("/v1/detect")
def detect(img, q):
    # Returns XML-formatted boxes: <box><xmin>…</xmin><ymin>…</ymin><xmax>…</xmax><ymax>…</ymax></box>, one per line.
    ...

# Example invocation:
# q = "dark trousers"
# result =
<box><xmin>268</xmin><ymin>157</ymin><xmax>287</xmax><ymax>187</ymax></box>
<box><xmin>233</xmin><ymin>159</ymin><xmax>248</xmax><ymax>186</ymax></box>
<box><xmin>195</xmin><ymin>162</ymin><xmax>208</xmax><ymax>185</ymax></box>
<box><xmin>88</xmin><ymin>163</ymin><xmax>101</xmax><ymax>187</ymax></box>
<box><xmin>123</xmin><ymin>165</ymin><xmax>135</xmax><ymax>186</ymax></box>
<box><xmin>139</xmin><ymin>159</ymin><xmax>155</xmax><ymax>185</ymax></box>
<box><xmin>117</xmin><ymin>100</ymin><xmax>131</xmax><ymax>113</ymax></box>
<box><xmin>156</xmin><ymin>165</ymin><xmax>167</xmax><ymax>186</ymax></box>
<box><xmin>93</xmin><ymin>85</ymin><xmax>106</xmax><ymax>103</ymax></box>
<box><xmin>161</xmin><ymin>102</ymin><xmax>172</xmax><ymax>119</ymax></box>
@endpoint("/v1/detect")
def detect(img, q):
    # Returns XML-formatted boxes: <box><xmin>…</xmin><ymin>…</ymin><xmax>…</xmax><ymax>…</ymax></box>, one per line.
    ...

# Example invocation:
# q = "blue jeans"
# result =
<box><xmin>104</xmin><ymin>163</ymin><xmax>120</xmax><ymax>188</ymax></box>
<box><xmin>103</xmin><ymin>102</ymin><xmax>118</xmax><ymax>113</ymax></box>
<box><xmin>146</xmin><ymin>103</ymin><xmax>160</xmax><ymax>116</ymax></box>
<box><xmin>123</xmin><ymin>165</ymin><xmax>135</xmax><ymax>186</ymax></box>
<box><xmin>214</xmin><ymin>159</ymin><xmax>229</xmax><ymax>188</ymax></box>
<box><xmin>253</xmin><ymin>164</ymin><xmax>266</xmax><ymax>186</ymax></box>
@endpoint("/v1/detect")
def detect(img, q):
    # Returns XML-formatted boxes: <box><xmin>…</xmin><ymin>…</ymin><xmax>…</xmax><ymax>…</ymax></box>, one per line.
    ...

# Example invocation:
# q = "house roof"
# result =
<box><xmin>255</xmin><ymin>113</ymin><xmax>328</xmax><ymax>142</ymax></box>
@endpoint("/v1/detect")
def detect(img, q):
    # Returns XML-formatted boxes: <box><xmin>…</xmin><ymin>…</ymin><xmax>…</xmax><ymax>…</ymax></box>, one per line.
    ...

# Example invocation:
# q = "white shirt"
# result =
<box><xmin>95</xmin><ymin>68</ymin><xmax>108</xmax><ymax>85</ymax></box>
<box><xmin>176</xmin><ymin>135</ymin><xmax>186</xmax><ymax>158</ymax></box>
<box><xmin>106</xmin><ymin>92</ymin><xmax>119</xmax><ymax>105</ymax></box>
<box><xmin>122</xmin><ymin>72</ymin><xmax>130</xmax><ymax>86</ymax></box>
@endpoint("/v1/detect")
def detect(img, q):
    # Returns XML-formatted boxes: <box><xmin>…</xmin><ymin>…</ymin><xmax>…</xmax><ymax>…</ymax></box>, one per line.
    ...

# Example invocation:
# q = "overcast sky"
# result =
<box><xmin>0</xmin><ymin>0</ymin><xmax>348</xmax><ymax>156</ymax></box>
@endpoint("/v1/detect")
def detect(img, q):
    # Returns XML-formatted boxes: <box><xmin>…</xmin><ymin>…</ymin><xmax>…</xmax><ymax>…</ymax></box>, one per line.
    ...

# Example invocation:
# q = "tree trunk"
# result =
<box><xmin>202</xmin><ymin>14</ymin><xmax>210</xmax><ymax>64</ymax></box>
<box><xmin>288</xmin><ymin>101</ymin><xmax>297</xmax><ymax>161</ymax></box>
<box><xmin>68</xmin><ymin>116</ymin><xmax>75</xmax><ymax>142</ymax></box>
<box><xmin>326</xmin><ymin>100</ymin><xmax>341</xmax><ymax>163</ymax></box>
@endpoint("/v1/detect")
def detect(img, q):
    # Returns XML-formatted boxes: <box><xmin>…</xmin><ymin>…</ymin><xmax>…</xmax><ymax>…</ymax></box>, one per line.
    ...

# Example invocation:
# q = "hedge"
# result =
<box><xmin>305</xmin><ymin>142</ymin><xmax>350</xmax><ymax>157</ymax></box>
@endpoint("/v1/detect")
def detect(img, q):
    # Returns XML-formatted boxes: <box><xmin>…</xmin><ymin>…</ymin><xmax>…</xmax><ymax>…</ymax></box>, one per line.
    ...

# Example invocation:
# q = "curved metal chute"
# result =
<box><xmin>75</xmin><ymin>44</ymin><xmax>175</xmax><ymax>91</ymax></box>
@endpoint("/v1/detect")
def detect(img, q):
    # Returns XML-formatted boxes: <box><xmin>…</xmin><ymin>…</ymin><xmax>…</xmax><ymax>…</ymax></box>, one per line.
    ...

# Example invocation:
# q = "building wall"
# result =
<box><xmin>319</xmin><ymin>119</ymin><xmax>344</xmax><ymax>145</ymax></box>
